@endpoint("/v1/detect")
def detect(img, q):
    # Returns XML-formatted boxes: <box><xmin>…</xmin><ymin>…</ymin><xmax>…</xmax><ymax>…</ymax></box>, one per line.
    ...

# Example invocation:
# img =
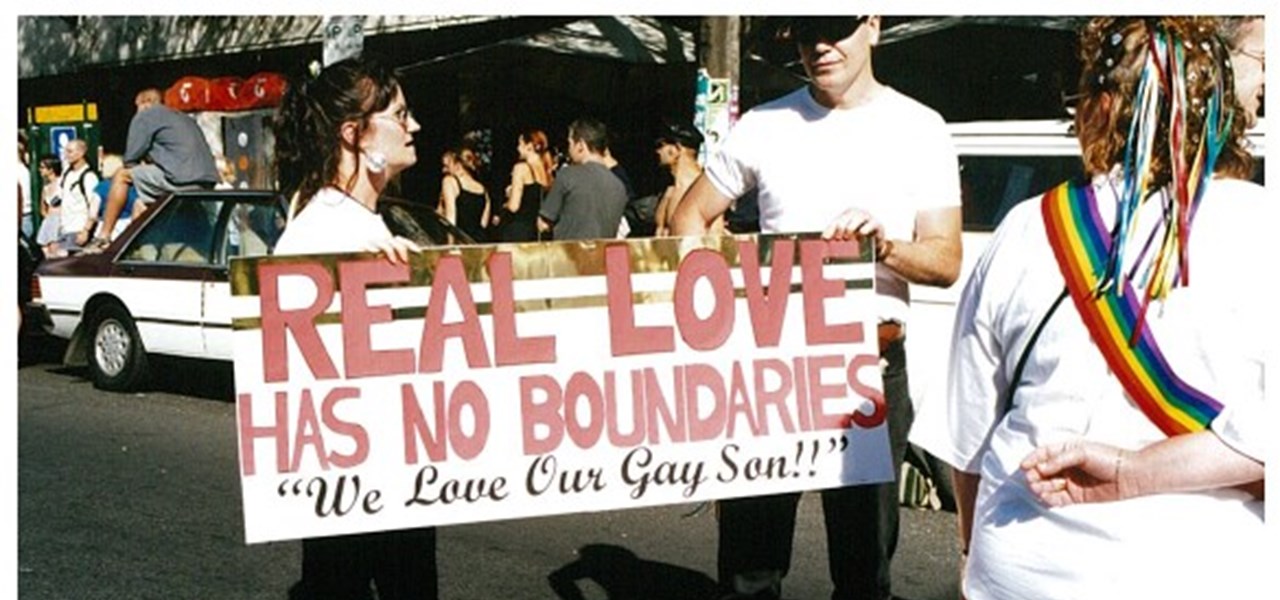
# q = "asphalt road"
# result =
<box><xmin>17</xmin><ymin>342</ymin><xmax>961</xmax><ymax>600</ymax></box>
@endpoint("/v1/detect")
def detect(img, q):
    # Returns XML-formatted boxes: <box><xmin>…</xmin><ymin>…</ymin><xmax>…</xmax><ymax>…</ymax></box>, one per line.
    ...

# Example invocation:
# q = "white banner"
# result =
<box><xmin>230</xmin><ymin>234</ymin><xmax>892</xmax><ymax>544</ymax></box>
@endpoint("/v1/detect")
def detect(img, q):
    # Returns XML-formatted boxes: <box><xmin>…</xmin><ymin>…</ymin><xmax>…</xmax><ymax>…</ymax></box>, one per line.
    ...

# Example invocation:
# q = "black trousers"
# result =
<box><xmin>717</xmin><ymin>339</ymin><xmax>913</xmax><ymax>600</ymax></box>
<box><xmin>293</xmin><ymin>527</ymin><xmax>438</xmax><ymax>600</ymax></box>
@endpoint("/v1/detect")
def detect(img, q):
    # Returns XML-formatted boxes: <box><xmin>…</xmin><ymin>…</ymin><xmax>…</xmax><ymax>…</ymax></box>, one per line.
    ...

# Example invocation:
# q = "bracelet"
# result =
<box><xmin>1113</xmin><ymin>450</ymin><xmax>1125</xmax><ymax>497</ymax></box>
<box><xmin>876</xmin><ymin>238</ymin><xmax>894</xmax><ymax>262</ymax></box>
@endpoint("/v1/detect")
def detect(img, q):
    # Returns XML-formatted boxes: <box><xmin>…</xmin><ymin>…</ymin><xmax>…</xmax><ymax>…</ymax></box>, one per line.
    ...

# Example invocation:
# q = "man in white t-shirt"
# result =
<box><xmin>671</xmin><ymin>16</ymin><xmax>961</xmax><ymax>600</ymax></box>
<box><xmin>52</xmin><ymin>139</ymin><xmax>100</xmax><ymax>255</ymax></box>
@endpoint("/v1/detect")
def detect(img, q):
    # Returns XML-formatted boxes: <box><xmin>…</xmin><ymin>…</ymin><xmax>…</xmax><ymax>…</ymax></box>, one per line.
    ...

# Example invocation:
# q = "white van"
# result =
<box><xmin>906</xmin><ymin>118</ymin><xmax>1266</xmax><ymax>428</ymax></box>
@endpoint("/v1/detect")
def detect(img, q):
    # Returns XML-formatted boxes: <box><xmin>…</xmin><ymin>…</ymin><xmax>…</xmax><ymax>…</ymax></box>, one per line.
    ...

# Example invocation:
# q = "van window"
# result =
<box><xmin>959</xmin><ymin>155</ymin><xmax>1083</xmax><ymax>231</ymax></box>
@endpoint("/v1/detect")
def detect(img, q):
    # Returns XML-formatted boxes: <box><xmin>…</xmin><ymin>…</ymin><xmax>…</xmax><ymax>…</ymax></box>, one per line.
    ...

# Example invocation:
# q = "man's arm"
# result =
<box><xmin>884</xmin><ymin>205</ymin><xmax>962</xmax><ymax>288</ymax></box>
<box><xmin>822</xmin><ymin>204</ymin><xmax>961</xmax><ymax>287</ymax></box>
<box><xmin>122</xmin><ymin>116</ymin><xmax>150</xmax><ymax>166</ymax></box>
<box><xmin>669</xmin><ymin>175</ymin><xmax>732</xmax><ymax>236</ymax></box>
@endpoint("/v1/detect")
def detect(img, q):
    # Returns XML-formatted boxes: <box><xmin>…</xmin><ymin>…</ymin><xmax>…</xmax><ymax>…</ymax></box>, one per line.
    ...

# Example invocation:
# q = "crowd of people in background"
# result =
<box><xmin>432</xmin><ymin>116</ymin><xmax>736</xmax><ymax>245</ymax></box>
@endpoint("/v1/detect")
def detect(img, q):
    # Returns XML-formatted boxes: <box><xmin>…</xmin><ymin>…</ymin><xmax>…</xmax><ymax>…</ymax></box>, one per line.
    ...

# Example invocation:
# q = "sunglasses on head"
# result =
<box><xmin>783</xmin><ymin>16</ymin><xmax>870</xmax><ymax>45</ymax></box>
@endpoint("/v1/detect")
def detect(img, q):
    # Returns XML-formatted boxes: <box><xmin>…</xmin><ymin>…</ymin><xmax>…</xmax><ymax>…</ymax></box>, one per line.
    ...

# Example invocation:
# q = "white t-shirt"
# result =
<box><xmin>912</xmin><ymin>175</ymin><xmax>1268</xmax><ymax>599</ymax></box>
<box><xmin>704</xmin><ymin>86</ymin><xmax>961</xmax><ymax>323</ymax></box>
<box><xmin>57</xmin><ymin>163</ymin><xmax>99</xmax><ymax>234</ymax></box>
<box><xmin>274</xmin><ymin>187</ymin><xmax>392</xmax><ymax>255</ymax></box>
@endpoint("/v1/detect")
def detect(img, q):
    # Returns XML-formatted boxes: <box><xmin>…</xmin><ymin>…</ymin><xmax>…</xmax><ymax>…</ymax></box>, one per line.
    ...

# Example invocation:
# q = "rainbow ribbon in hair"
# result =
<box><xmin>1042</xmin><ymin>181</ymin><xmax>1222</xmax><ymax>436</ymax></box>
<box><xmin>1109</xmin><ymin>26</ymin><xmax>1234</xmax><ymax>339</ymax></box>
<box><xmin>1041</xmin><ymin>22</ymin><xmax>1235</xmax><ymax>437</ymax></box>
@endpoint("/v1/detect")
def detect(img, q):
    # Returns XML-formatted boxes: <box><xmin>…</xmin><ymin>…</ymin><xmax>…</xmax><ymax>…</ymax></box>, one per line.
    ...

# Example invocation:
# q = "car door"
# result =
<box><xmin>201</xmin><ymin>197</ymin><xmax>288</xmax><ymax>360</ymax></box>
<box><xmin>112</xmin><ymin>195</ymin><xmax>225</xmax><ymax>360</ymax></box>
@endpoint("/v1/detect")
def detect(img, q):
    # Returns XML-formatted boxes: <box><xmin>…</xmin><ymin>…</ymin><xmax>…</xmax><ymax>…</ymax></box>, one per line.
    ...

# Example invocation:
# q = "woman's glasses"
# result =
<box><xmin>373</xmin><ymin>106</ymin><xmax>415</xmax><ymax>129</ymax></box>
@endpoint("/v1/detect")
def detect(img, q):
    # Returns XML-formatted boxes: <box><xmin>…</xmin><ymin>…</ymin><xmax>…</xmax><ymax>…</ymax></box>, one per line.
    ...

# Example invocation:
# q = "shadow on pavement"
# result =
<box><xmin>548</xmin><ymin>543</ymin><xmax>718</xmax><ymax>600</ymax></box>
<box><xmin>18</xmin><ymin>334</ymin><xmax>236</xmax><ymax>403</ymax></box>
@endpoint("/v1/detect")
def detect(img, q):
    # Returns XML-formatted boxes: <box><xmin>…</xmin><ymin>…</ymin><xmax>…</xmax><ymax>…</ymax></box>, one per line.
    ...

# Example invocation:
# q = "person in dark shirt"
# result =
<box><xmin>88</xmin><ymin>88</ymin><xmax>218</xmax><ymax>251</ymax></box>
<box><xmin>538</xmin><ymin>118</ymin><xmax>629</xmax><ymax>241</ymax></box>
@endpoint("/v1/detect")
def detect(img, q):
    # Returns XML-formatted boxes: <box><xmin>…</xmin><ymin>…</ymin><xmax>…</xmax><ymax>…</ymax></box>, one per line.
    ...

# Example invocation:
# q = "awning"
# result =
<box><xmin>880</xmin><ymin>16</ymin><xmax>1086</xmax><ymax>45</ymax></box>
<box><xmin>499</xmin><ymin>16</ymin><xmax>695</xmax><ymax>64</ymax></box>
<box><xmin>18</xmin><ymin>15</ymin><xmax>504</xmax><ymax>79</ymax></box>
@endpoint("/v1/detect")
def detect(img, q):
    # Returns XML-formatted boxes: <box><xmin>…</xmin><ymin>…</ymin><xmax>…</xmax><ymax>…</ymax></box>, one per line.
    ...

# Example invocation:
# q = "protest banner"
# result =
<box><xmin>230</xmin><ymin>234</ymin><xmax>893</xmax><ymax>544</ymax></box>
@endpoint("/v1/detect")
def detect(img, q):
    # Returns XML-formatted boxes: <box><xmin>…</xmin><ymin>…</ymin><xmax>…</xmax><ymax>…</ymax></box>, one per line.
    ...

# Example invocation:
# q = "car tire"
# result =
<box><xmin>86</xmin><ymin>303</ymin><xmax>150</xmax><ymax>392</ymax></box>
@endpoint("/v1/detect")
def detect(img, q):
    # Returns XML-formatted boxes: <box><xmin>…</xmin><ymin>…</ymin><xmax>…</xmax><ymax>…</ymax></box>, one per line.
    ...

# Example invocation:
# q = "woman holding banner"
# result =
<box><xmin>273</xmin><ymin>55</ymin><xmax>430</xmax><ymax>599</ymax></box>
<box><xmin>912</xmin><ymin>17</ymin><xmax>1265</xmax><ymax>599</ymax></box>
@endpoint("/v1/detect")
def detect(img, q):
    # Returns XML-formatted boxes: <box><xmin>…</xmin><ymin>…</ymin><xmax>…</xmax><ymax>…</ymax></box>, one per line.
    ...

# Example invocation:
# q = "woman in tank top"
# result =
<box><xmin>496</xmin><ymin>128</ymin><xmax>555</xmax><ymax>242</ymax></box>
<box><xmin>439</xmin><ymin>147</ymin><xmax>490</xmax><ymax>243</ymax></box>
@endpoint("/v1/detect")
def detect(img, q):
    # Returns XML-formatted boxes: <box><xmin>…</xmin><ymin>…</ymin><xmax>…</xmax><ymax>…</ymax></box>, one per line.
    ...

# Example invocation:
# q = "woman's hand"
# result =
<box><xmin>365</xmin><ymin>235</ymin><xmax>421</xmax><ymax>265</ymax></box>
<box><xmin>1021</xmin><ymin>439</ymin><xmax>1131</xmax><ymax>507</ymax></box>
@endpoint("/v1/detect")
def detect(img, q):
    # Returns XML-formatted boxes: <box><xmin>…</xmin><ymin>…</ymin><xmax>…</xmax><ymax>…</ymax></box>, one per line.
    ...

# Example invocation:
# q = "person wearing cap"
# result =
<box><xmin>671</xmin><ymin>16</ymin><xmax>961</xmax><ymax>600</ymax></box>
<box><xmin>652</xmin><ymin>122</ymin><xmax>707</xmax><ymax>236</ymax></box>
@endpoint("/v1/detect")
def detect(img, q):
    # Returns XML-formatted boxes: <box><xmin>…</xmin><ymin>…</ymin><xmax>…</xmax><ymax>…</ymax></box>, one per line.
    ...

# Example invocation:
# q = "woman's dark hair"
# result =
<box><xmin>273</xmin><ymin>55</ymin><xmax>401</xmax><ymax>209</ymax></box>
<box><xmin>38</xmin><ymin>156</ymin><xmax>61</xmax><ymax>177</ymax></box>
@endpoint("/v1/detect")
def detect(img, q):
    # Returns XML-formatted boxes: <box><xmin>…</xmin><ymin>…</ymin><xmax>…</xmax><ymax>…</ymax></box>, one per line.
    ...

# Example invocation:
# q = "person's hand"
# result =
<box><xmin>75</xmin><ymin>229</ymin><xmax>91</xmax><ymax>246</ymax></box>
<box><xmin>822</xmin><ymin>208</ymin><xmax>890</xmax><ymax>259</ymax></box>
<box><xmin>1021</xmin><ymin>439</ymin><xmax>1132</xmax><ymax>507</ymax></box>
<box><xmin>365</xmin><ymin>235</ymin><xmax>420</xmax><ymax>265</ymax></box>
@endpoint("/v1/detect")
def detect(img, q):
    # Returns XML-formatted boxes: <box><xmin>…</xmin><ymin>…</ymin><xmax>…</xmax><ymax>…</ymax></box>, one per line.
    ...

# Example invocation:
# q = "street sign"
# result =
<box><xmin>49</xmin><ymin>126</ymin><xmax>76</xmax><ymax>158</ymax></box>
<box><xmin>694</xmin><ymin>69</ymin><xmax>737</xmax><ymax>164</ymax></box>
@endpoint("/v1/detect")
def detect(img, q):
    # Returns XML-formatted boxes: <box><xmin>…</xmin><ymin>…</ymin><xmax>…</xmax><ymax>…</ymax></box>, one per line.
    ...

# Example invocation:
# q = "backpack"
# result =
<box><xmin>59</xmin><ymin>166</ymin><xmax>99</xmax><ymax>205</ymax></box>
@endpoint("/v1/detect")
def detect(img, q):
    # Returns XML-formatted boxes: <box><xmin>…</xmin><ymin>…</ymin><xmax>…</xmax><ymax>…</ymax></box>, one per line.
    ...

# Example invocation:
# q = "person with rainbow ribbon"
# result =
<box><xmin>912</xmin><ymin>17</ymin><xmax>1266</xmax><ymax>599</ymax></box>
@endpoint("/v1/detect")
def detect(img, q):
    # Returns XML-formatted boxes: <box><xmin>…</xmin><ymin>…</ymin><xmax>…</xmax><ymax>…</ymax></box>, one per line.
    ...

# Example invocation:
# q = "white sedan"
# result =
<box><xmin>31</xmin><ymin>190</ymin><xmax>472</xmax><ymax>391</ymax></box>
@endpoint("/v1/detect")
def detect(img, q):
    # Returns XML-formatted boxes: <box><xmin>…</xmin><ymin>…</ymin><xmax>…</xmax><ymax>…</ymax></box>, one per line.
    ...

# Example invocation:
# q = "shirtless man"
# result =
<box><xmin>651</xmin><ymin>123</ymin><xmax>705</xmax><ymax>236</ymax></box>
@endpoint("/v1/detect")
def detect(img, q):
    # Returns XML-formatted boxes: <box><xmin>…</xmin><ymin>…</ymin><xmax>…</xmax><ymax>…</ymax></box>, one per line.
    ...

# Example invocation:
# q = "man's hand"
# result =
<box><xmin>75</xmin><ymin>229</ymin><xmax>92</xmax><ymax>247</ymax></box>
<box><xmin>822</xmin><ymin>208</ymin><xmax>889</xmax><ymax>257</ymax></box>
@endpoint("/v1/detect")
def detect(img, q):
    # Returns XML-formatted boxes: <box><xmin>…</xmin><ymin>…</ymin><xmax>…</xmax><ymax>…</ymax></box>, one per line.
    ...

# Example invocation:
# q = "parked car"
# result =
<box><xmin>29</xmin><ymin>190</ymin><xmax>472</xmax><ymax>391</ymax></box>
<box><xmin>906</xmin><ymin>118</ymin><xmax>1265</xmax><ymax>425</ymax></box>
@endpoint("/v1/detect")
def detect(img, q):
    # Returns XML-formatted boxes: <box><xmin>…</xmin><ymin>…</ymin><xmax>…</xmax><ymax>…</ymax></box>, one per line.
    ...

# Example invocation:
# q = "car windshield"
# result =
<box><xmin>120</xmin><ymin>195</ymin><xmax>288</xmax><ymax>265</ymax></box>
<box><xmin>121</xmin><ymin>198</ymin><xmax>223</xmax><ymax>264</ymax></box>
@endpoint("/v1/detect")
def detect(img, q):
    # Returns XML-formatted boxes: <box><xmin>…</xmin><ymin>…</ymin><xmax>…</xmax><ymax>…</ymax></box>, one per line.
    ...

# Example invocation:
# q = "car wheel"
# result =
<box><xmin>87</xmin><ymin>303</ymin><xmax>150</xmax><ymax>391</ymax></box>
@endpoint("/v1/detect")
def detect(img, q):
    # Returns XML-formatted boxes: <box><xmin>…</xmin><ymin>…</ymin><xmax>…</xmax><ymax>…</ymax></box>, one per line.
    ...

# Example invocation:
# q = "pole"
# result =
<box><xmin>694</xmin><ymin>17</ymin><xmax>740</xmax><ymax>163</ymax></box>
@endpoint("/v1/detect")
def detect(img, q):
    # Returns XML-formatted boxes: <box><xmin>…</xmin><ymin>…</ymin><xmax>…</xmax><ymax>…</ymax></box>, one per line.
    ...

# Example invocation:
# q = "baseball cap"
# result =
<box><xmin>655</xmin><ymin>122</ymin><xmax>705</xmax><ymax>149</ymax></box>
<box><xmin>773</xmin><ymin>16</ymin><xmax>870</xmax><ymax>45</ymax></box>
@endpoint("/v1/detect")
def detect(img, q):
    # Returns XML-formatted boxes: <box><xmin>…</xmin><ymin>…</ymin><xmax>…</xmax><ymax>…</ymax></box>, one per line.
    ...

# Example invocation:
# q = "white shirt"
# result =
<box><xmin>704</xmin><ymin>86</ymin><xmax>961</xmax><ymax>323</ymax></box>
<box><xmin>912</xmin><ymin>175</ymin><xmax>1268</xmax><ymax>599</ymax></box>
<box><xmin>274</xmin><ymin>187</ymin><xmax>392</xmax><ymax>256</ymax></box>
<box><xmin>57</xmin><ymin>163</ymin><xmax>99</xmax><ymax>234</ymax></box>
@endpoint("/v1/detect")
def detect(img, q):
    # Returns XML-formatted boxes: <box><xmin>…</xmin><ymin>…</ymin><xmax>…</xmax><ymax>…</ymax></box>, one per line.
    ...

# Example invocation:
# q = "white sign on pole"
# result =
<box><xmin>323</xmin><ymin>16</ymin><xmax>365</xmax><ymax>66</ymax></box>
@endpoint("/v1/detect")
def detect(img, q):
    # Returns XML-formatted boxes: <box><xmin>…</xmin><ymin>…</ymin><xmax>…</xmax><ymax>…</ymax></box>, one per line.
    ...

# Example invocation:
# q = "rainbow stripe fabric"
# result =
<box><xmin>1041</xmin><ymin>180</ymin><xmax>1222</xmax><ymax>436</ymax></box>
